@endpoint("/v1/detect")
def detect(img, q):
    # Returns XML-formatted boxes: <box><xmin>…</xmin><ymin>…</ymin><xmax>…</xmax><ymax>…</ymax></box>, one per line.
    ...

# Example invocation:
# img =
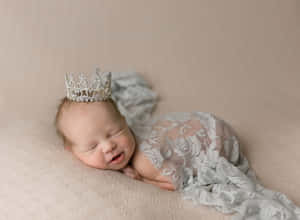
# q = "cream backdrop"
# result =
<box><xmin>0</xmin><ymin>1</ymin><xmax>299</xmax><ymax>219</ymax></box>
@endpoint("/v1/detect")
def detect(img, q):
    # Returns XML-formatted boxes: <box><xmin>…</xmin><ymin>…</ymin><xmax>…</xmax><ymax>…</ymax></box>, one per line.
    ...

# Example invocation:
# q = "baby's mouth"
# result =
<box><xmin>110</xmin><ymin>152</ymin><xmax>124</xmax><ymax>163</ymax></box>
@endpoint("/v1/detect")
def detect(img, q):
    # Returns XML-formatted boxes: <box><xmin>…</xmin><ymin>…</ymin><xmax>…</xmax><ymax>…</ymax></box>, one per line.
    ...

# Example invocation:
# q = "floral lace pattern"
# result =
<box><xmin>131</xmin><ymin>111</ymin><xmax>300</xmax><ymax>220</ymax></box>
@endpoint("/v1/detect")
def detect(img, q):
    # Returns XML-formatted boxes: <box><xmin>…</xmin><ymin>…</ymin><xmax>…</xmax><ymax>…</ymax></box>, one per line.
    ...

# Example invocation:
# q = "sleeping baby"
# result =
<box><xmin>55</xmin><ymin>96</ymin><xmax>176</xmax><ymax>190</ymax></box>
<box><xmin>54</xmin><ymin>69</ymin><xmax>300</xmax><ymax>220</ymax></box>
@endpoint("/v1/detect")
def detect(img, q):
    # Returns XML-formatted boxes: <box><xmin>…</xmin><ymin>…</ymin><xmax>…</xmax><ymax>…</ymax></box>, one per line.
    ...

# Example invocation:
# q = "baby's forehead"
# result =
<box><xmin>61</xmin><ymin>103</ymin><xmax>123</xmax><ymax>145</ymax></box>
<box><xmin>68</xmin><ymin>101</ymin><xmax>115</xmax><ymax>115</ymax></box>
<box><xmin>63</xmin><ymin>102</ymin><xmax>122</xmax><ymax>126</ymax></box>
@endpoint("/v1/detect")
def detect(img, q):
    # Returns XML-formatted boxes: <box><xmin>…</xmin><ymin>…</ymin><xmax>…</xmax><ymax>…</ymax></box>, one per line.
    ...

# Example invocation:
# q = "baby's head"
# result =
<box><xmin>55</xmin><ymin>97</ymin><xmax>136</xmax><ymax>170</ymax></box>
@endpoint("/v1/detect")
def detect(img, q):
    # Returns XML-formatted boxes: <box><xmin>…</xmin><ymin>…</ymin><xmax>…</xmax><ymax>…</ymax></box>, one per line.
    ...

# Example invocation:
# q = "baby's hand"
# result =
<box><xmin>141</xmin><ymin>177</ymin><xmax>176</xmax><ymax>191</ymax></box>
<box><xmin>121</xmin><ymin>165</ymin><xmax>142</xmax><ymax>181</ymax></box>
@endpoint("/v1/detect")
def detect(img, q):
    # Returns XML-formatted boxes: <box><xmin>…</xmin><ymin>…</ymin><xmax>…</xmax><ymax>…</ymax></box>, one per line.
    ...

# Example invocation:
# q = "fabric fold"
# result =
<box><xmin>181</xmin><ymin>155</ymin><xmax>300</xmax><ymax>219</ymax></box>
<box><xmin>110</xmin><ymin>72</ymin><xmax>158</xmax><ymax>127</ymax></box>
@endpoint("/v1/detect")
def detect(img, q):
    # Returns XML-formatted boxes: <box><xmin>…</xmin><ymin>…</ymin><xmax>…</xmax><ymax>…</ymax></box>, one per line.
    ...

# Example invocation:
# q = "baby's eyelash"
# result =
<box><xmin>111</xmin><ymin>128</ymin><xmax>124</xmax><ymax>136</ymax></box>
<box><xmin>90</xmin><ymin>144</ymin><xmax>98</xmax><ymax>150</ymax></box>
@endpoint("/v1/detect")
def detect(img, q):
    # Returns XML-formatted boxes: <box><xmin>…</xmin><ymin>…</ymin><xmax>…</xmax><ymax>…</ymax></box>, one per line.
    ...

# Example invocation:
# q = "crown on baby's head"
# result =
<box><xmin>65</xmin><ymin>68</ymin><xmax>112</xmax><ymax>102</ymax></box>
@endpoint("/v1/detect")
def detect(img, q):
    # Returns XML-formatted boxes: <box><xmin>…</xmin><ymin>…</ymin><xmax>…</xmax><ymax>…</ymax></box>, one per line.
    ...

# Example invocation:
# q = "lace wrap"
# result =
<box><xmin>110</xmin><ymin>72</ymin><xmax>300</xmax><ymax>219</ymax></box>
<box><xmin>132</xmin><ymin>112</ymin><xmax>300</xmax><ymax>220</ymax></box>
<box><xmin>110</xmin><ymin>71</ymin><xmax>158</xmax><ymax>128</ymax></box>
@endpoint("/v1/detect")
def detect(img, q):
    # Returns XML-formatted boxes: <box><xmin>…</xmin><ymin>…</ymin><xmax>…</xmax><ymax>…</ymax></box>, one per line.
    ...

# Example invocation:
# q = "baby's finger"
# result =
<box><xmin>123</xmin><ymin>169</ymin><xmax>134</xmax><ymax>175</ymax></box>
<box><xmin>134</xmin><ymin>174</ymin><xmax>142</xmax><ymax>181</ymax></box>
<box><xmin>123</xmin><ymin>170</ymin><xmax>135</xmax><ymax>178</ymax></box>
<box><xmin>124</xmin><ymin>171</ymin><xmax>142</xmax><ymax>180</ymax></box>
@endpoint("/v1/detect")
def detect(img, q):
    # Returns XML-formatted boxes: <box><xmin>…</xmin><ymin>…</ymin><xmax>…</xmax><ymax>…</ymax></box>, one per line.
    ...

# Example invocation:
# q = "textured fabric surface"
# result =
<box><xmin>110</xmin><ymin>71</ymin><xmax>159</xmax><ymax>127</ymax></box>
<box><xmin>108</xmin><ymin>72</ymin><xmax>300</xmax><ymax>219</ymax></box>
<box><xmin>131</xmin><ymin>111</ymin><xmax>300</xmax><ymax>219</ymax></box>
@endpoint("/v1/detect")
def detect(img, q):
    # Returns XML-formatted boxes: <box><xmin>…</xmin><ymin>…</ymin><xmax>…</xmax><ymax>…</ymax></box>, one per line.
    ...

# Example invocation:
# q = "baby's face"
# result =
<box><xmin>59</xmin><ymin>101</ymin><xmax>136</xmax><ymax>170</ymax></box>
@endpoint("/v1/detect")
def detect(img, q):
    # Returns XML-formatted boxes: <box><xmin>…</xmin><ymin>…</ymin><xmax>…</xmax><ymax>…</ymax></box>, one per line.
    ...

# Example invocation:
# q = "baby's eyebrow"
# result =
<box><xmin>110</xmin><ymin>125</ymin><xmax>122</xmax><ymax>131</ymax></box>
<box><xmin>107</xmin><ymin>122</ymin><xmax>122</xmax><ymax>131</ymax></box>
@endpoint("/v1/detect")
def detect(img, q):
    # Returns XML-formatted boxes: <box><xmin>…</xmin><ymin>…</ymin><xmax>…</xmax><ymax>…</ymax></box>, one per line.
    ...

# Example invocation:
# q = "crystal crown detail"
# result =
<box><xmin>65</xmin><ymin>68</ymin><xmax>112</xmax><ymax>102</ymax></box>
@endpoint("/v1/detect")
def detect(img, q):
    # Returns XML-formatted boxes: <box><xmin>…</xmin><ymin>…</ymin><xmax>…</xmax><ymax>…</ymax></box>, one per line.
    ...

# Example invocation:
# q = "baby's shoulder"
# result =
<box><xmin>131</xmin><ymin>148</ymin><xmax>173</xmax><ymax>183</ymax></box>
<box><xmin>131</xmin><ymin>147</ymin><xmax>160</xmax><ymax>180</ymax></box>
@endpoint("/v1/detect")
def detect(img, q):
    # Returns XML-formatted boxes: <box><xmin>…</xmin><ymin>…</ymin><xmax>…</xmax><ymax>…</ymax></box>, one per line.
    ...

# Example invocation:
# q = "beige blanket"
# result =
<box><xmin>0</xmin><ymin>1</ymin><xmax>299</xmax><ymax>219</ymax></box>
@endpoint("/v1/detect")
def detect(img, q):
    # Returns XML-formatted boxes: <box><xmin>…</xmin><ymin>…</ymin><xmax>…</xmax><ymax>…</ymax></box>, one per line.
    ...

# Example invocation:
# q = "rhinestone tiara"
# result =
<box><xmin>65</xmin><ymin>68</ymin><xmax>112</xmax><ymax>102</ymax></box>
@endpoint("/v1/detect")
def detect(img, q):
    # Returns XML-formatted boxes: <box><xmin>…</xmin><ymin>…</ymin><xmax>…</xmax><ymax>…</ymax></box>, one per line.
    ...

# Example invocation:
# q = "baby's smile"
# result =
<box><xmin>110</xmin><ymin>152</ymin><xmax>125</xmax><ymax>164</ymax></box>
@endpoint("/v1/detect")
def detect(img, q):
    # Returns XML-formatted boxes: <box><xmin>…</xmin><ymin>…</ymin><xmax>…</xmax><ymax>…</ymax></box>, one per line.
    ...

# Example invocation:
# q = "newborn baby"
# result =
<box><xmin>55</xmin><ymin>71</ymin><xmax>300</xmax><ymax>219</ymax></box>
<box><xmin>55</xmin><ymin>97</ymin><xmax>176</xmax><ymax>191</ymax></box>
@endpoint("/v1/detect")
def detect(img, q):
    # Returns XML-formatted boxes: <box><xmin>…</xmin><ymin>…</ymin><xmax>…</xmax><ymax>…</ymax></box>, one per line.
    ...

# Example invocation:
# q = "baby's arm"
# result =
<box><xmin>141</xmin><ymin>177</ymin><xmax>176</xmax><ymax>191</ymax></box>
<box><xmin>121</xmin><ymin>165</ymin><xmax>142</xmax><ymax>180</ymax></box>
<box><xmin>120</xmin><ymin>165</ymin><xmax>175</xmax><ymax>191</ymax></box>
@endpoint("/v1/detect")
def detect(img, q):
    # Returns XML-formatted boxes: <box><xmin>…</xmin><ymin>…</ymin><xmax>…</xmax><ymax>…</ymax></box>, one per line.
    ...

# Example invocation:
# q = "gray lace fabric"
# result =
<box><xmin>111</xmin><ymin>72</ymin><xmax>300</xmax><ymax>220</ymax></box>
<box><xmin>110</xmin><ymin>71</ymin><xmax>158</xmax><ymax>128</ymax></box>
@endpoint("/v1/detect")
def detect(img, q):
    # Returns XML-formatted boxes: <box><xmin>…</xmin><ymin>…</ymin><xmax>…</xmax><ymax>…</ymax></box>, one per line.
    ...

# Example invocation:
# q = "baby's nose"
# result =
<box><xmin>101</xmin><ymin>140</ymin><xmax>116</xmax><ymax>153</ymax></box>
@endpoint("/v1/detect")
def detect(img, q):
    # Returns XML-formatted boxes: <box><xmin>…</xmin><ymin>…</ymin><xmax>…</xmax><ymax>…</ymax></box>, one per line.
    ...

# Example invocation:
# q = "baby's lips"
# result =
<box><xmin>107</xmin><ymin>156</ymin><xmax>114</xmax><ymax>164</ymax></box>
<box><xmin>107</xmin><ymin>152</ymin><xmax>119</xmax><ymax>163</ymax></box>
<box><xmin>108</xmin><ymin>151</ymin><xmax>124</xmax><ymax>164</ymax></box>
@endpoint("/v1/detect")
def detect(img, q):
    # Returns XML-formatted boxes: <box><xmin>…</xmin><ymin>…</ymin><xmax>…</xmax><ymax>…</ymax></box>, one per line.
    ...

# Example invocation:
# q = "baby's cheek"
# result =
<box><xmin>118</xmin><ymin>134</ymin><xmax>134</xmax><ymax>146</ymax></box>
<box><xmin>86</xmin><ymin>151</ymin><xmax>107</xmax><ymax>169</ymax></box>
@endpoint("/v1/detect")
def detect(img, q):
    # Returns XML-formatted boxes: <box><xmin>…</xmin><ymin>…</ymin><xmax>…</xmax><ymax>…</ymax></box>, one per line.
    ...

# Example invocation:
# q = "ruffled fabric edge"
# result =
<box><xmin>180</xmin><ymin>151</ymin><xmax>300</xmax><ymax>220</ymax></box>
<box><xmin>110</xmin><ymin>72</ymin><xmax>158</xmax><ymax>128</ymax></box>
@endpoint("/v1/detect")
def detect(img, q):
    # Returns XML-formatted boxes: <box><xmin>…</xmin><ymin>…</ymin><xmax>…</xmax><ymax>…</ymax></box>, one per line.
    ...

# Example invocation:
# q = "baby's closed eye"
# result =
<box><xmin>85</xmin><ymin>127</ymin><xmax>126</xmax><ymax>151</ymax></box>
<box><xmin>90</xmin><ymin>144</ymin><xmax>98</xmax><ymax>150</ymax></box>
<box><xmin>109</xmin><ymin>128</ymin><xmax>125</xmax><ymax>137</ymax></box>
